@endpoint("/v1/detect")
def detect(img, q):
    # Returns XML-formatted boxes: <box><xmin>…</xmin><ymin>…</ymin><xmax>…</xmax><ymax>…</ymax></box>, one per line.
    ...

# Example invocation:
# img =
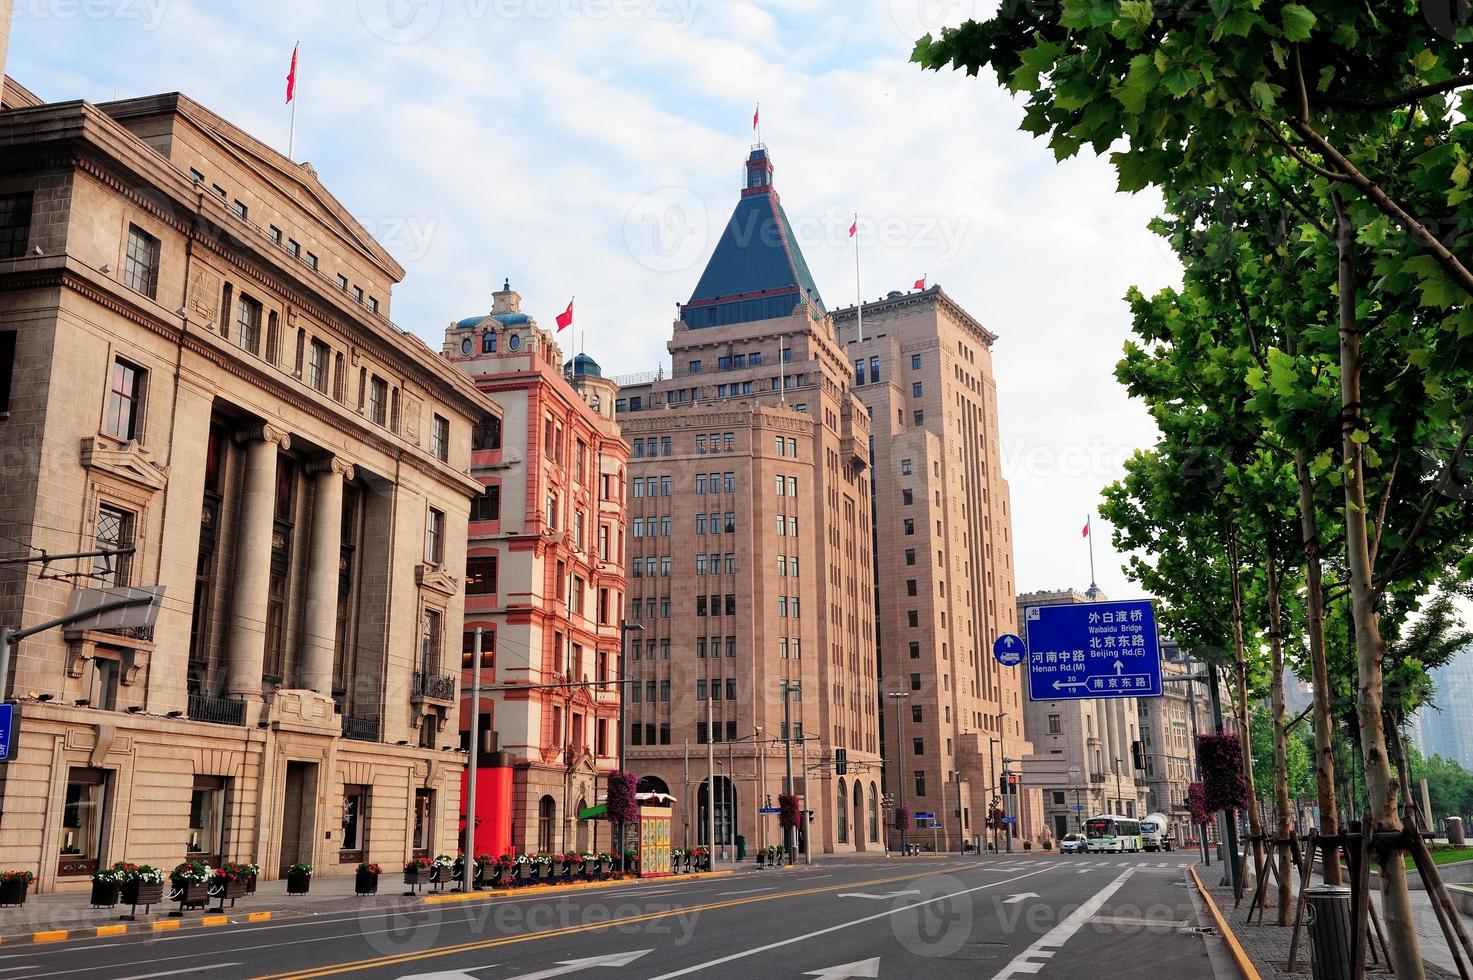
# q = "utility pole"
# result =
<box><xmin>683</xmin><ymin>739</ymin><xmax>691</xmax><ymax>850</ymax></box>
<box><xmin>800</xmin><ymin>733</ymin><xmax>811</xmax><ymax>864</ymax></box>
<box><xmin>725</xmin><ymin>739</ymin><xmax>734</xmax><ymax>862</ymax></box>
<box><xmin>615</xmin><ymin>620</ymin><xmax>641</xmax><ymax>872</ymax></box>
<box><xmin>462</xmin><ymin>627</ymin><xmax>482</xmax><ymax>891</ymax></box>
<box><xmin>887</xmin><ymin>691</ymin><xmax>909</xmax><ymax>856</ymax></box>
<box><xmin>782</xmin><ymin>680</ymin><xmax>799</xmax><ymax>863</ymax></box>
<box><xmin>706</xmin><ymin>694</ymin><xmax>716</xmax><ymax>862</ymax></box>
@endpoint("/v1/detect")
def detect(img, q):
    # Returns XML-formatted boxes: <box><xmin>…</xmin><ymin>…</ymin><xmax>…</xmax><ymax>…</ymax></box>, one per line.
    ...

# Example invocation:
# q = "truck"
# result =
<box><xmin>1141</xmin><ymin>812</ymin><xmax>1174</xmax><ymax>852</ymax></box>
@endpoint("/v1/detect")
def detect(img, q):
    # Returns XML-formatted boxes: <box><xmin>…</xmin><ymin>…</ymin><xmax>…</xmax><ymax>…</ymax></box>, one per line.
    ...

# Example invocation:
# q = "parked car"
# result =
<box><xmin>1060</xmin><ymin>833</ymin><xmax>1087</xmax><ymax>854</ymax></box>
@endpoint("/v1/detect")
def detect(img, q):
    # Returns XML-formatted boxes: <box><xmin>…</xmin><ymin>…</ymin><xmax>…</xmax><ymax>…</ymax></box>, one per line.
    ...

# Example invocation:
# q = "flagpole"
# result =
<box><xmin>288</xmin><ymin>43</ymin><xmax>299</xmax><ymax>160</ymax></box>
<box><xmin>756</xmin><ymin>102</ymin><xmax>761</xmax><ymax>145</ymax></box>
<box><xmin>1087</xmin><ymin>515</ymin><xmax>1098</xmax><ymax>594</ymax></box>
<box><xmin>854</xmin><ymin>212</ymin><xmax>864</xmax><ymax>344</ymax></box>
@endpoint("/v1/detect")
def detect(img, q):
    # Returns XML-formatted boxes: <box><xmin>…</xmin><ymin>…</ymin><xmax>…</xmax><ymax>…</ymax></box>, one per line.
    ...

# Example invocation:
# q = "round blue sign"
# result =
<box><xmin>992</xmin><ymin>633</ymin><xmax>1024</xmax><ymax>666</ymax></box>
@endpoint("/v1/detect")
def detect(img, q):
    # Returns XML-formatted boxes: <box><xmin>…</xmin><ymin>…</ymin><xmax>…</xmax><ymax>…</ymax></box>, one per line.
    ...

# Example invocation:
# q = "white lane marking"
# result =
<box><xmin>1076</xmin><ymin>868</ymin><xmax>1093</xmax><ymax>874</ymax></box>
<box><xmin>111</xmin><ymin>965</ymin><xmax>241</xmax><ymax>980</ymax></box>
<box><xmin>643</xmin><ymin>865</ymin><xmax>1062</xmax><ymax>980</ymax></box>
<box><xmin>992</xmin><ymin>869</ymin><xmax>1136</xmax><ymax>980</ymax></box>
<box><xmin>716</xmin><ymin>887</ymin><xmax>778</xmax><ymax>896</ymax></box>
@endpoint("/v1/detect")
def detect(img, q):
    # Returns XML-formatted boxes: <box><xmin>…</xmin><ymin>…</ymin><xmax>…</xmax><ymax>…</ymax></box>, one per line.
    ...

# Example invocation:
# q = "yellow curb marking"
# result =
<box><xmin>32</xmin><ymin>930</ymin><xmax>68</xmax><ymax>943</ymax></box>
<box><xmin>94</xmin><ymin>924</ymin><xmax>128</xmax><ymax>937</ymax></box>
<box><xmin>151</xmin><ymin>919</ymin><xmax>181</xmax><ymax>932</ymax></box>
<box><xmin>247</xmin><ymin>911</ymin><xmax>273</xmax><ymax>922</ymax></box>
<box><xmin>1190</xmin><ymin>863</ymin><xmax>1261</xmax><ymax>980</ymax></box>
<box><xmin>202</xmin><ymin>915</ymin><xmax>228</xmax><ymax>927</ymax></box>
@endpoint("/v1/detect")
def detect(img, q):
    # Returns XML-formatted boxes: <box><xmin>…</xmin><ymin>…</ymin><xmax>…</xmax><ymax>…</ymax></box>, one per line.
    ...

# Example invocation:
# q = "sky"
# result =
<box><xmin>8</xmin><ymin>0</ymin><xmax>1184</xmax><ymax>602</ymax></box>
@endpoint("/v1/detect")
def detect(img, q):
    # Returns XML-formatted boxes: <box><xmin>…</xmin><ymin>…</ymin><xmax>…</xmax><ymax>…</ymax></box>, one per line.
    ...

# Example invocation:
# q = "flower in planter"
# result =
<box><xmin>114</xmin><ymin>862</ymin><xmax>165</xmax><ymax>884</ymax></box>
<box><xmin>404</xmin><ymin>857</ymin><xmax>434</xmax><ymax>874</ymax></box>
<box><xmin>1</xmin><ymin>870</ymin><xmax>35</xmax><ymax>885</ymax></box>
<box><xmin>286</xmin><ymin>863</ymin><xmax>314</xmax><ymax>877</ymax></box>
<box><xmin>431</xmin><ymin>854</ymin><xmax>454</xmax><ymax>869</ymax></box>
<box><xmin>533</xmin><ymin>852</ymin><xmax>553</xmax><ymax>865</ymax></box>
<box><xmin>357</xmin><ymin>863</ymin><xmax>383</xmax><ymax>875</ymax></box>
<box><xmin>92</xmin><ymin>867</ymin><xmax>126</xmax><ymax>885</ymax></box>
<box><xmin>171</xmin><ymin>860</ymin><xmax>212</xmax><ymax>885</ymax></box>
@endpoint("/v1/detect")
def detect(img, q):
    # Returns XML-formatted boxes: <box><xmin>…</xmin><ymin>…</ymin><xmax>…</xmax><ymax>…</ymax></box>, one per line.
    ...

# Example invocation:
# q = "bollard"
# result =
<box><xmin>1304</xmin><ymin>885</ymin><xmax>1354</xmax><ymax>980</ymax></box>
<box><xmin>1447</xmin><ymin>816</ymin><xmax>1465</xmax><ymax>846</ymax></box>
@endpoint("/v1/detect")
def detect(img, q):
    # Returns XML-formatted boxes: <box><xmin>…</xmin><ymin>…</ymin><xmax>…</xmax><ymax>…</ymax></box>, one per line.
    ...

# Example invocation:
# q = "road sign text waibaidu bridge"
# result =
<box><xmin>1023</xmin><ymin>599</ymin><xmax>1162</xmax><ymax>702</ymax></box>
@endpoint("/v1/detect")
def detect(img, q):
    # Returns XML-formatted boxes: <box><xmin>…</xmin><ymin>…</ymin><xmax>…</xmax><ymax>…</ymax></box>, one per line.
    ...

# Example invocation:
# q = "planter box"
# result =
<box><xmin>172</xmin><ymin>880</ymin><xmax>210</xmax><ymax>909</ymax></box>
<box><xmin>355</xmin><ymin>870</ymin><xmax>379</xmax><ymax>896</ymax></box>
<box><xmin>122</xmin><ymin>880</ymin><xmax>165</xmax><ymax>908</ymax></box>
<box><xmin>0</xmin><ymin>878</ymin><xmax>30</xmax><ymax>907</ymax></box>
<box><xmin>90</xmin><ymin>880</ymin><xmax>121</xmax><ymax>908</ymax></box>
<box><xmin>286</xmin><ymin>871</ymin><xmax>311</xmax><ymax>895</ymax></box>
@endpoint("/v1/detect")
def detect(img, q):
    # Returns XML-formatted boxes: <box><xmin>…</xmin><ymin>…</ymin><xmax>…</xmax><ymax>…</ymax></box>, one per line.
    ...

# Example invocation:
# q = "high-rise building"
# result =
<box><xmin>0</xmin><ymin>85</ymin><xmax>494</xmax><ymax>889</ymax></box>
<box><xmin>1414</xmin><ymin>649</ymin><xmax>1473</xmax><ymax>770</ymax></box>
<box><xmin>615</xmin><ymin>146</ymin><xmax>882</xmax><ymax>855</ymax></box>
<box><xmin>833</xmin><ymin>288</ymin><xmax>1036</xmax><ymax>849</ymax></box>
<box><xmin>442</xmin><ymin>283</ymin><xmax>628</xmax><ymax>857</ymax></box>
<box><xmin>1018</xmin><ymin>589</ymin><xmax>1144</xmax><ymax>840</ymax></box>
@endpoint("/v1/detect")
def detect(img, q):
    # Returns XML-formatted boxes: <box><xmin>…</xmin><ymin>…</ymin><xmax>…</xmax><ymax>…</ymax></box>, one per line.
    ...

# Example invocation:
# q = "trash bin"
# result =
<box><xmin>736</xmin><ymin>836</ymin><xmax>746</xmax><ymax>861</ymax></box>
<box><xmin>1447</xmin><ymin>816</ymin><xmax>1465</xmax><ymax>846</ymax></box>
<box><xmin>1304</xmin><ymin>885</ymin><xmax>1354</xmax><ymax>980</ymax></box>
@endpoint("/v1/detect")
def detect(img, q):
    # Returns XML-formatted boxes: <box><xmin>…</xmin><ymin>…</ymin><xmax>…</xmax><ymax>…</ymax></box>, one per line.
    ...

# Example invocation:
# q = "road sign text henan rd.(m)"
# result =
<box><xmin>1023</xmin><ymin>599</ymin><xmax>1163</xmax><ymax>702</ymax></box>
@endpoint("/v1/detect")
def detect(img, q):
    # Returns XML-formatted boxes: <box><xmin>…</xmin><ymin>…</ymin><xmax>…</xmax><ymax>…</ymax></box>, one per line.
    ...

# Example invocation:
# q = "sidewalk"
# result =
<box><xmin>1194</xmin><ymin>861</ymin><xmax>1465</xmax><ymax>978</ymax></box>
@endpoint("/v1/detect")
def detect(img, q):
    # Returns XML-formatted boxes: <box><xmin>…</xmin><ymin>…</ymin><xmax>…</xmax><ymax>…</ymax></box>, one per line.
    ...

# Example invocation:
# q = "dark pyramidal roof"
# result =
<box><xmin>680</xmin><ymin>146</ymin><xmax>826</xmax><ymax>330</ymax></box>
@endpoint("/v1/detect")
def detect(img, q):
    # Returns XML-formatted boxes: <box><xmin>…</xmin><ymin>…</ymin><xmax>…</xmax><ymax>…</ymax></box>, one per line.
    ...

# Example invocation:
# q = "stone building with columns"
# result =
<box><xmin>0</xmin><ymin>79</ymin><xmax>497</xmax><ymax>889</ymax></box>
<box><xmin>441</xmin><ymin>282</ymin><xmax>629</xmax><ymax>857</ymax></box>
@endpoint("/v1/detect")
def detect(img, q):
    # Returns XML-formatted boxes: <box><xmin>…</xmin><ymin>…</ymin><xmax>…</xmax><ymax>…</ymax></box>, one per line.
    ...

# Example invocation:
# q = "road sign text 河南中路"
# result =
<box><xmin>0</xmin><ymin>703</ymin><xmax>15</xmax><ymax>762</ymax></box>
<box><xmin>1023</xmin><ymin>599</ymin><xmax>1162</xmax><ymax>702</ymax></box>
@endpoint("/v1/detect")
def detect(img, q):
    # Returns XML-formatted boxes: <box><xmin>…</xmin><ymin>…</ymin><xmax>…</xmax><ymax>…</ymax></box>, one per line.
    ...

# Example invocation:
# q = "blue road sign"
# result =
<box><xmin>1024</xmin><ymin>599</ymin><xmax>1162</xmax><ymax>702</ymax></box>
<box><xmin>992</xmin><ymin>633</ymin><xmax>1024</xmax><ymax>667</ymax></box>
<box><xmin>914</xmin><ymin>812</ymin><xmax>936</xmax><ymax>820</ymax></box>
<box><xmin>1001</xmin><ymin>817</ymin><xmax>1016</xmax><ymax>825</ymax></box>
<box><xmin>0</xmin><ymin>703</ymin><xmax>15</xmax><ymax>762</ymax></box>
<box><xmin>1073</xmin><ymin>804</ymin><xmax>1086</xmax><ymax>812</ymax></box>
<box><xmin>759</xmin><ymin>806</ymin><xmax>781</xmax><ymax>814</ymax></box>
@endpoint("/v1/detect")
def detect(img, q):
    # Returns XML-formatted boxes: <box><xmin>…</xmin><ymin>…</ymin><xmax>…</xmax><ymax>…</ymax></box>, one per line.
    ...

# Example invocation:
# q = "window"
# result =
<box><xmin>724</xmin><ymin>473</ymin><xmax>735</xmax><ymax>493</ymax></box>
<box><xmin>306</xmin><ymin>252</ymin><xmax>319</xmax><ymax>270</ymax></box>
<box><xmin>913</xmin><ymin>737</ymin><xmax>925</xmax><ymax>756</ymax></box>
<box><xmin>908</xmin><ymin>610</ymin><xmax>919</xmax><ymax>627</ymax></box>
<box><xmin>870</xmin><ymin>356</ymin><xmax>880</xmax><ymax>381</ymax></box>
<box><xmin>909</xmin><ymin>641</ymin><xmax>920</xmax><ymax>659</ymax></box>
<box><xmin>912</xmin><ymin>382</ymin><xmax>923</xmax><ymax>398</ymax></box>
<box><xmin>904</xmin><ymin>518</ymin><xmax>915</xmax><ymax>536</ymax></box>
<box><xmin>912</xmin><ymin>705</ymin><xmax>922</xmax><ymax>723</ymax></box>
<box><xmin>906</xmin><ymin>580</ymin><xmax>917</xmax><ymax>596</ymax></box>
<box><xmin>911</xmin><ymin>354</ymin><xmax>922</xmax><ymax>370</ymax></box>
<box><xmin>0</xmin><ymin>331</ymin><xmax>14</xmax><ymax>414</ymax></box>
<box><xmin>104</xmin><ymin>357</ymin><xmax>146</xmax><ymax>441</ymax></box>
<box><xmin>341</xmin><ymin>784</ymin><xmax>369</xmax><ymax>855</ymax></box>
<box><xmin>59</xmin><ymin>768</ymin><xmax>109</xmax><ymax>870</ymax></box>
<box><xmin>854</xmin><ymin>359</ymin><xmax>865</xmax><ymax>385</ymax></box>
<box><xmin>431</xmin><ymin>414</ymin><xmax>449</xmax><ymax>462</ymax></box>
<box><xmin>902</xmin><ymin>488</ymin><xmax>913</xmax><ymax>505</ymax></box>
<box><xmin>232</xmin><ymin>200</ymin><xmax>248</xmax><ymax>220</ymax></box>
<box><xmin>914</xmin><ymin>410</ymin><xmax>925</xmax><ymax>425</ymax></box>
<box><xmin>94</xmin><ymin>504</ymin><xmax>135</xmax><ymax>587</ymax></box>
<box><xmin>1048</xmin><ymin>713</ymin><xmax>1062</xmax><ymax>734</ymax></box>
<box><xmin>187</xmin><ymin>776</ymin><xmax>226</xmax><ymax>860</ymax></box>
<box><xmin>661</xmin><ymin>437</ymin><xmax>672</xmax><ymax>456</ymax></box>
<box><xmin>905</xmin><ymin>549</ymin><xmax>916</xmax><ymax>566</ymax></box>
<box><xmin>308</xmin><ymin>339</ymin><xmax>329</xmax><ymax>392</ymax></box>
<box><xmin>474</xmin><ymin>416</ymin><xmax>502</xmax><ymax>450</ymax></box>
<box><xmin>425</xmin><ymin>508</ymin><xmax>445</xmax><ymax>564</ymax></box>
<box><xmin>689</xmin><ymin>360</ymin><xmax>702</xmax><ymax>373</ymax></box>
<box><xmin>368</xmin><ymin>376</ymin><xmax>388</xmax><ymax>425</ymax></box>
<box><xmin>913</xmin><ymin>771</ymin><xmax>926</xmax><ymax>797</ymax></box>
<box><xmin>353</xmin><ymin>286</ymin><xmax>365</xmax><ymax>305</ymax></box>
<box><xmin>901</xmin><ymin>458</ymin><xmax>913</xmax><ymax>475</ymax></box>
<box><xmin>419</xmin><ymin>607</ymin><xmax>443</xmax><ymax>673</ymax></box>
<box><xmin>287</xmin><ymin>238</ymin><xmax>300</xmax><ymax>258</ymax></box>
<box><xmin>909</xmin><ymin>672</ymin><xmax>922</xmax><ymax>691</ymax></box>
<box><xmin>336</xmin><ymin>274</ymin><xmax>349</xmax><ymax>291</ymax></box>
<box><xmin>466</xmin><ymin>556</ymin><xmax>498</xmax><ymax>594</ymax></box>
<box><xmin>122</xmin><ymin>224</ymin><xmax>160</xmax><ymax>298</ymax></box>
<box><xmin>268</xmin><ymin>225</ymin><xmax>283</xmax><ymax>244</ymax></box>
<box><xmin>235</xmin><ymin>295</ymin><xmax>263</xmax><ymax>355</ymax></box>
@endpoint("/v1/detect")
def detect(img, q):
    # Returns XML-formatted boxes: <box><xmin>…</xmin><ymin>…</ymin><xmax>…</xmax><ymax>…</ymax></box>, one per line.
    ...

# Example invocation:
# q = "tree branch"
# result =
<box><xmin>1255</xmin><ymin>167</ymin><xmax>1332</xmax><ymax>239</ymax></box>
<box><xmin>1367</xmin><ymin>451</ymin><xmax>1400</xmax><ymax>571</ymax></box>
<box><xmin>1372</xmin><ymin>422</ymin><xmax>1473</xmax><ymax>602</ymax></box>
<box><xmin>1311</xmin><ymin>74</ymin><xmax>1473</xmax><ymax>112</ymax></box>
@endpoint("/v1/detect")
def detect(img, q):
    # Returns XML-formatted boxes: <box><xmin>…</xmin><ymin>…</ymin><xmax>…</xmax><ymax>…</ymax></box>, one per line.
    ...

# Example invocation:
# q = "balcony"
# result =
<box><xmin>413</xmin><ymin>670</ymin><xmax>457</xmax><ymax>703</ymax></box>
<box><xmin>1089</xmin><ymin>772</ymin><xmax>1107</xmax><ymax>784</ymax></box>
<box><xmin>341</xmin><ymin>715</ymin><xmax>380</xmax><ymax>742</ymax></box>
<box><xmin>187</xmin><ymin>693</ymin><xmax>246</xmax><ymax>727</ymax></box>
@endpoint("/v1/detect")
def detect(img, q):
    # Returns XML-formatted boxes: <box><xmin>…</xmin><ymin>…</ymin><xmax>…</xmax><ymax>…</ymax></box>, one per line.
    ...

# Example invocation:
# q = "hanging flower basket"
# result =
<box><xmin>1195</xmin><ymin>733</ymin><xmax>1249</xmax><ymax>813</ymax></box>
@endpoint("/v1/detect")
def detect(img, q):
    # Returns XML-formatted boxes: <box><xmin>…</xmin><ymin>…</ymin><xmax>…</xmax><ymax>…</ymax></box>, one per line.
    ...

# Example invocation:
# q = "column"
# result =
<box><xmin>301</xmin><ymin>456</ymin><xmax>354</xmax><ymax>694</ymax></box>
<box><xmin>225</xmin><ymin>423</ymin><xmax>290</xmax><ymax>700</ymax></box>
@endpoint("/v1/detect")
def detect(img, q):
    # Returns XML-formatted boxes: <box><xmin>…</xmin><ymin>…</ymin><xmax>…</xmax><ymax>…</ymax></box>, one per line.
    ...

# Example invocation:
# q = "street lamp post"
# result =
<box><xmin>887</xmin><ymin>691</ymin><xmax>909</xmax><ymax>856</ymax></box>
<box><xmin>1066</xmin><ymin>766</ymin><xmax>1081</xmax><ymax>835</ymax></box>
<box><xmin>1115</xmin><ymin>759</ymin><xmax>1123</xmax><ymax>816</ymax></box>
<box><xmin>615</xmin><ymin>620</ymin><xmax>642</xmax><ymax>871</ymax></box>
<box><xmin>782</xmin><ymin>681</ymin><xmax>801</xmax><ymax>864</ymax></box>
<box><xmin>988</xmin><ymin>737</ymin><xmax>1001</xmax><ymax>853</ymax></box>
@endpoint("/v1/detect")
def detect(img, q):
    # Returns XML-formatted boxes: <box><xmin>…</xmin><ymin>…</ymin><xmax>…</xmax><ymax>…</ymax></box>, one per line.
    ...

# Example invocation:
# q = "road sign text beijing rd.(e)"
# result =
<box><xmin>992</xmin><ymin>633</ymin><xmax>1024</xmax><ymax>667</ymax></box>
<box><xmin>1023</xmin><ymin>599</ymin><xmax>1162</xmax><ymax>702</ymax></box>
<box><xmin>0</xmin><ymin>703</ymin><xmax>16</xmax><ymax>763</ymax></box>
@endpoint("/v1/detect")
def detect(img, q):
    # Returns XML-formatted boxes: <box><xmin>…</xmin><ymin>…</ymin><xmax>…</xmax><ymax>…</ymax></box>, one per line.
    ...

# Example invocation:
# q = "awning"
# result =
<box><xmin>577</xmin><ymin>803</ymin><xmax>607</xmax><ymax>821</ymax></box>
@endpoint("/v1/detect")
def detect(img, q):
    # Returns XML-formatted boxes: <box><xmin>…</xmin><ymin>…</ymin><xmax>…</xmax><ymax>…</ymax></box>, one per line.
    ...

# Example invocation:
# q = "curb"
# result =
<box><xmin>1190</xmin><ymin>864</ymin><xmax>1261</xmax><ymax>980</ymax></box>
<box><xmin>4</xmin><ymin>910</ymin><xmax>273</xmax><ymax>946</ymax></box>
<box><xmin>422</xmin><ymin>870</ymin><xmax>736</xmax><ymax>905</ymax></box>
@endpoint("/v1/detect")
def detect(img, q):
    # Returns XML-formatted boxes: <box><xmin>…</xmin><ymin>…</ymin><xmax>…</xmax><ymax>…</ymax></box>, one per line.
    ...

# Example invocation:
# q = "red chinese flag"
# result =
<box><xmin>753</xmin><ymin>104</ymin><xmax>760</xmax><ymax>131</ymax></box>
<box><xmin>286</xmin><ymin>43</ymin><xmax>298</xmax><ymax>104</ymax></box>
<box><xmin>914</xmin><ymin>277</ymin><xmax>926</xmax><ymax>290</ymax></box>
<box><xmin>1082</xmin><ymin>517</ymin><xmax>1090</xmax><ymax>538</ymax></box>
<box><xmin>848</xmin><ymin>218</ymin><xmax>857</xmax><ymax>237</ymax></box>
<box><xmin>556</xmin><ymin>299</ymin><xmax>574</xmax><ymax>332</ymax></box>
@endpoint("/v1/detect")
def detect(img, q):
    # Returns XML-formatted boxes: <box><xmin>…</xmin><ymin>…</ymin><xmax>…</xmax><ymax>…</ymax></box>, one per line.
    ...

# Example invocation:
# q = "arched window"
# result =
<box><xmin>837</xmin><ymin>778</ymin><xmax>849</xmax><ymax>843</ymax></box>
<box><xmin>854</xmin><ymin>781</ymin><xmax>864</xmax><ymax>847</ymax></box>
<box><xmin>868</xmin><ymin>782</ymin><xmax>879</xmax><ymax>842</ymax></box>
<box><xmin>482</xmin><ymin>332</ymin><xmax>497</xmax><ymax>354</ymax></box>
<box><xmin>537</xmin><ymin>795</ymin><xmax>555</xmax><ymax>853</ymax></box>
<box><xmin>637</xmin><ymin>776</ymin><xmax>671</xmax><ymax>796</ymax></box>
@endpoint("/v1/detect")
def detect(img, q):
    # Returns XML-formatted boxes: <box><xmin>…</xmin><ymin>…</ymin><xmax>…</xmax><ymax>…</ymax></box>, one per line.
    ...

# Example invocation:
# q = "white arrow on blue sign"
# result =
<box><xmin>992</xmin><ymin>633</ymin><xmax>1024</xmax><ymax>667</ymax></box>
<box><xmin>0</xmin><ymin>703</ymin><xmax>14</xmax><ymax>762</ymax></box>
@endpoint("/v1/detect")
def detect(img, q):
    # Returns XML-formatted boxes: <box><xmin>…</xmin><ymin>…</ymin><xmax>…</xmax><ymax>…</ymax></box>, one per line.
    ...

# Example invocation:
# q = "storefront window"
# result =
<box><xmin>187</xmin><ymin>776</ymin><xmax>226</xmax><ymax>863</ymax></box>
<box><xmin>59</xmin><ymin>768</ymin><xmax>109</xmax><ymax>876</ymax></box>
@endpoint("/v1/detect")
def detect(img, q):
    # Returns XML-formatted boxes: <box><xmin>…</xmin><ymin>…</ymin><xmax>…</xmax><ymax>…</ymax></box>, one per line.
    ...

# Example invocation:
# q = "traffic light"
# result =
<box><xmin>1131</xmin><ymin>740</ymin><xmax>1145</xmax><ymax>771</ymax></box>
<box><xmin>835</xmin><ymin>748</ymin><xmax>847</xmax><ymax>776</ymax></box>
<box><xmin>999</xmin><ymin>773</ymin><xmax>1018</xmax><ymax>795</ymax></box>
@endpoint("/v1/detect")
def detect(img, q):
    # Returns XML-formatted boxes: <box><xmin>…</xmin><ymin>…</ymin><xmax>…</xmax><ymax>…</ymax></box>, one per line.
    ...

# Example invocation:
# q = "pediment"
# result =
<box><xmin>417</xmin><ymin>563</ymin><xmax>460</xmax><ymax>597</ymax></box>
<box><xmin>81</xmin><ymin>436</ymin><xmax>169</xmax><ymax>491</ymax></box>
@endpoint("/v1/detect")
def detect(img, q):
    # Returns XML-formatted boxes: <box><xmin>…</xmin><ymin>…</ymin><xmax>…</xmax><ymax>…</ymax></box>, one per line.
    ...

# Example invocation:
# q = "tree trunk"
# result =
<box><xmin>1227</xmin><ymin>526</ymin><xmax>1266</xmax><ymax>901</ymax></box>
<box><xmin>1268</xmin><ymin>557</ymin><xmax>1294</xmax><ymax>925</ymax></box>
<box><xmin>1333</xmin><ymin>193</ymin><xmax>1422</xmax><ymax>979</ymax></box>
<box><xmin>1293</xmin><ymin>447</ymin><xmax>1342</xmax><ymax>885</ymax></box>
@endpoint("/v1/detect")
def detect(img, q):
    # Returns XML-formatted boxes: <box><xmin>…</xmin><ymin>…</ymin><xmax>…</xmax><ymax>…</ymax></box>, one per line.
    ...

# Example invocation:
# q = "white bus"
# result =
<box><xmin>1141</xmin><ymin>812</ymin><xmax>1174</xmax><ymax>852</ymax></box>
<box><xmin>1085</xmin><ymin>814</ymin><xmax>1143</xmax><ymax>853</ymax></box>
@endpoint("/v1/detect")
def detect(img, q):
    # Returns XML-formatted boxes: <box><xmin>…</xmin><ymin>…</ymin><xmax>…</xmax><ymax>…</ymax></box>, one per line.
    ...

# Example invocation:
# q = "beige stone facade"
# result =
<box><xmin>442</xmin><ymin>284</ymin><xmax>629</xmax><ymax>856</ymax></box>
<box><xmin>0</xmin><ymin>89</ymin><xmax>495</xmax><ymax>889</ymax></box>
<box><xmin>833</xmin><ymin>287</ymin><xmax>1038</xmax><ymax>849</ymax></box>
<box><xmin>614</xmin><ymin>147</ymin><xmax>882</xmax><ymax>856</ymax></box>
<box><xmin>1137</xmin><ymin>641</ymin><xmax>1210</xmax><ymax>843</ymax></box>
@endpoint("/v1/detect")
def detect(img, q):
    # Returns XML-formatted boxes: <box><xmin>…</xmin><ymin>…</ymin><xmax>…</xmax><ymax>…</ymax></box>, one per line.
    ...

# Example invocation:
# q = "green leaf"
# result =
<box><xmin>1280</xmin><ymin>4</ymin><xmax>1315</xmax><ymax>41</ymax></box>
<box><xmin>1250</xmin><ymin>80</ymin><xmax>1280</xmax><ymax>111</ymax></box>
<box><xmin>1115</xmin><ymin>53</ymin><xmax>1160</xmax><ymax>115</ymax></box>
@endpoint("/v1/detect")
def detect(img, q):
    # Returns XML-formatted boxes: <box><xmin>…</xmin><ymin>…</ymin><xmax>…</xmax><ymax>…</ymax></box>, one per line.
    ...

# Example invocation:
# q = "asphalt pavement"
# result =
<box><xmin>0</xmin><ymin>852</ymin><xmax>1229</xmax><ymax>980</ymax></box>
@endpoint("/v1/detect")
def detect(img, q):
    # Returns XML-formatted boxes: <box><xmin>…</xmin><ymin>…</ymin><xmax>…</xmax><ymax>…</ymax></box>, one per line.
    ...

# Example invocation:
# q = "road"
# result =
<box><xmin>0</xmin><ymin>852</ymin><xmax>1228</xmax><ymax>980</ymax></box>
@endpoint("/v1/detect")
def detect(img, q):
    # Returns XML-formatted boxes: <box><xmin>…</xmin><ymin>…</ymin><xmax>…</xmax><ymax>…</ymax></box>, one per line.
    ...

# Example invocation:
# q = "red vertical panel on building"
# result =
<box><xmin>461</xmin><ymin>764</ymin><xmax>514</xmax><ymax>858</ymax></box>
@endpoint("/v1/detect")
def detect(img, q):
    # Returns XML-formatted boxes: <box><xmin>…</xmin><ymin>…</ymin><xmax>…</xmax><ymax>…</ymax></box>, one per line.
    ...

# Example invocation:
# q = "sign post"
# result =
<box><xmin>1024</xmin><ymin>599</ymin><xmax>1162</xmax><ymax>702</ymax></box>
